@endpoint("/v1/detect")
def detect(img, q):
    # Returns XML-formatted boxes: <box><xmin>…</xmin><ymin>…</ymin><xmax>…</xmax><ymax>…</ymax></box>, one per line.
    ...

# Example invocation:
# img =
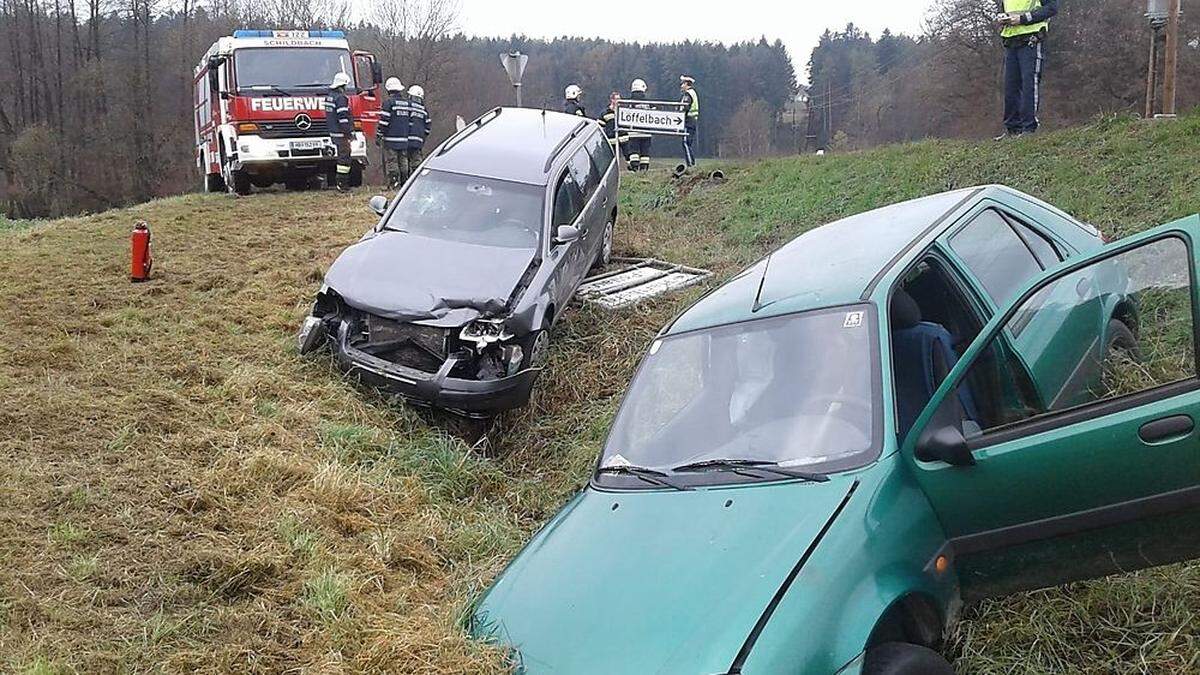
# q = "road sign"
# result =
<box><xmin>500</xmin><ymin>51</ymin><xmax>528</xmax><ymax>106</ymax></box>
<box><xmin>615</xmin><ymin>99</ymin><xmax>689</xmax><ymax>137</ymax></box>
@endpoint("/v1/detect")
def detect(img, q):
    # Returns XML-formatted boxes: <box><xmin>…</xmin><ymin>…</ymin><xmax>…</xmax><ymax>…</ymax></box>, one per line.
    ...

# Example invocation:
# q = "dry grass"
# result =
<box><xmin>4</xmin><ymin>113</ymin><xmax>1200</xmax><ymax>672</ymax></box>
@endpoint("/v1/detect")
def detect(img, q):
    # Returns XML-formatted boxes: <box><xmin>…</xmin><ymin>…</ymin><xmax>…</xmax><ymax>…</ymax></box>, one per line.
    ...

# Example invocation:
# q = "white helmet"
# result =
<box><xmin>385</xmin><ymin>77</ymin><xmax>404</xmax><ymax>92</ymax></box>
<box><xmin>331</xmin><ymin>72</ymin><xmax>352</xmax><ymax>89</ymax></box>
<box><xmin>408</xmin><ymin>84</ymin><xmax>424</xmax><ymax>98</ymax></box>
<box><xmin>631</xmin><ymin>79</ymin><xmax>647</xmax><ymax>93</ymax></box>
<box><xmin>565</xmin><ymin>84</ymin><xmax>582</xmax><ymax>100</ymax></box>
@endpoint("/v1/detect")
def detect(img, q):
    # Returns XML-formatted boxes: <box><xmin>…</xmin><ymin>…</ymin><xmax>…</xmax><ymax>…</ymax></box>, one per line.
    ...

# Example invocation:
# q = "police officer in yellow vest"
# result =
<box><xmin>995</xmin><ymin>0</ymin><xmax>1059</xmax><ymax>139</ymax></box>
<box><xmin>679</xmin><ymin>75</ymin><xmax>699</xmax><ymax>167</ymax></box>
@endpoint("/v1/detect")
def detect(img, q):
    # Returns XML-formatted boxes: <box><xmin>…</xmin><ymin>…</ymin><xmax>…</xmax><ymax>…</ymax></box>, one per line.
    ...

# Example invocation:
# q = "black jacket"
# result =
<box><xmin>323</xmin><ymin>90</ymin><xmax>353</xmax><ymax>138</ymax></box>
<box><xmin>407</xmin><ymin>96</ymin><xmax>432</xmax><ymax>150</ymax></box>
<box><xmin>565</xmin><ymin>100</ymin><xmax>586</xmax><ymax>117</ymax></box>
<box><xmin>377</xmin><ymin>93</ymin><xmax>411</xmax><ymax>150</ymax></box>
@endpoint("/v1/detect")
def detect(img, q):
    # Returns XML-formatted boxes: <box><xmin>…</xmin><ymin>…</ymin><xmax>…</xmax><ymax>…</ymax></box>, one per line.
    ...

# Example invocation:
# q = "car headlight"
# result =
<box><xmin>460</xmin><ymin>318</ymin><xmax>513</xmax><ymax>346</ymax></box>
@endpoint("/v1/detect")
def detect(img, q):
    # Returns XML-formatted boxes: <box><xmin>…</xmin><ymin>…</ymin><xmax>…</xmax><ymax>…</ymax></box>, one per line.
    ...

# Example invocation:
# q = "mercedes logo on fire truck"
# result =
<box><xmin>294</xmin><ymin>113</ymin><xmax>312</xmax><ymax>130</ymax></box>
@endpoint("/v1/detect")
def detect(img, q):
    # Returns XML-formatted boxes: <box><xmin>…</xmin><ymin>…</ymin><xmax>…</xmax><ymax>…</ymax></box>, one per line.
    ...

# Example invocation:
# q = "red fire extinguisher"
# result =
<box><xmin>130</xmin><ymin>220</ymin><xmax>153</xmax><ymax>282</ymax></box>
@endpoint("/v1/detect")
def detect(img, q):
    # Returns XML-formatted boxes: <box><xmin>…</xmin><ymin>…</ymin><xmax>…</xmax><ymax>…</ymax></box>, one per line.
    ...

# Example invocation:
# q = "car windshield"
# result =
<box><xmin>600</xmin><ymin>305</ymin><xmax>880</xmax><ymax>483</ymax></box>
<box><xmin>235</xmin><ymin>48</ymin><xmax>354</xmax><ymax>91</ymax></box>
<box><xmin>383</xmin><ymin>170</ymin><xmax>543</xmax><ymax>249</ymax></box>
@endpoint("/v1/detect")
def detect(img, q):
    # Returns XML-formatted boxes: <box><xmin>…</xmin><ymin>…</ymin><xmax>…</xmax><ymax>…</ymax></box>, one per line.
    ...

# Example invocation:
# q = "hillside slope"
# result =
<box><xmin>2</xmin><ymin>113</ymin><xmax>1199</xmax><ymax>673</ymax></box>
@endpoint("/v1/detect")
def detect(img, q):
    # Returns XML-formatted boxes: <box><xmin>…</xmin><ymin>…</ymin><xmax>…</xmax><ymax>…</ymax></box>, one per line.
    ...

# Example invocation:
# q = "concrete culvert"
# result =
<box><xmin>672</xmin><ymin>164</ymin><xmax>688</xmax><ymax>178</ymax></box>
<box><xmin>709</xmin><ymin>170</ymin><xmax>725</xmax><ymax>181</ymax></box>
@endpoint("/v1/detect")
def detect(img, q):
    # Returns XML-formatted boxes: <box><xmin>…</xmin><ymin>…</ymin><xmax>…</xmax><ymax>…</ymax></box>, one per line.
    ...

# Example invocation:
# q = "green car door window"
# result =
<box><xmin>935</xmin><ymin>235</ymin><xmax>1196</xmax><ymax>439</ymax></box>
<box><xmin>599</xmin><ymin>305</ymin><xmax>881</xmax><ymax>485</ymax></box>
<box><xmin>950</xmin><ymin>208</ymin><xmax>1044</xmax><ymax>307</ymax></box>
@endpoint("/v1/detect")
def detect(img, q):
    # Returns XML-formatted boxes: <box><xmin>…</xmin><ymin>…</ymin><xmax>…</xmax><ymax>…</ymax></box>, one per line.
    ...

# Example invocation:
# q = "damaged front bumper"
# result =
<box><xmin>299</xmin><ymin>311</ymin><xmax>540</xmax><ymax>416</ymax></box>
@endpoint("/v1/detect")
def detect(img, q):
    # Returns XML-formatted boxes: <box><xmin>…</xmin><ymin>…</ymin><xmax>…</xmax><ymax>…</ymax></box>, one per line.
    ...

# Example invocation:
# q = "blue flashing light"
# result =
<box><xmin>232</xmin><ymin>29</ymin><xmax>345</xmax><ymax>39</ymax></box>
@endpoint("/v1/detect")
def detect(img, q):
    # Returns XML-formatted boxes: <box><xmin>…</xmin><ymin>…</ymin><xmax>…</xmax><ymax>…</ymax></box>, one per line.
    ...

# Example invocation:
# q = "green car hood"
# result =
<box><xmin>471</xmin><ymin>477</ymin><xmax>857</xmax><ymax>674</ymax></box>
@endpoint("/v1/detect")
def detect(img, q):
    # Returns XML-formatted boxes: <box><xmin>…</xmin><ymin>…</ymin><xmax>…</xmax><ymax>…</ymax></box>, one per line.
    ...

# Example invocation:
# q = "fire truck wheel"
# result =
<box><xmin>349</xmin><ymin>164</ymin><xmax>364</xmax><ymax>188</ymax></box>
<box><xmin>229</xmin><ymin>170</ymin><xmax>252</xmax><ymax>196</ymax></box>
<box><xmin>204</xmin><ymin>172</ymin><xmax>225</xmax><ymax>193</ymax></box>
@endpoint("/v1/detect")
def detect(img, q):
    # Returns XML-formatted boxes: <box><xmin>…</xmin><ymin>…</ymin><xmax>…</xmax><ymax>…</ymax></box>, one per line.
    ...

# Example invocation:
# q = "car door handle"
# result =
<box><xmin>1138</xmin><ymin>415</ymin><xmax>1194</xmax><ymax>444</ymax></box>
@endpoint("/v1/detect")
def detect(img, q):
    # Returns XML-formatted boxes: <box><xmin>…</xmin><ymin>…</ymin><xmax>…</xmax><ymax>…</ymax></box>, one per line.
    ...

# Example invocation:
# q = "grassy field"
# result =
<box><xmin>2</xmin><ymin>112</ymin><xmax>1200</xmax><ymax>673</ymax></box>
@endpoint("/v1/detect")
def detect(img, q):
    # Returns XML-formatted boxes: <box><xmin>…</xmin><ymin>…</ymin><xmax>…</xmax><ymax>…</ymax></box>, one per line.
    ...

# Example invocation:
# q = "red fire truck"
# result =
<box><xmin>193</xmin><ymin>30</ymin><xmax>382</xmax><ymax>195</ymax></box>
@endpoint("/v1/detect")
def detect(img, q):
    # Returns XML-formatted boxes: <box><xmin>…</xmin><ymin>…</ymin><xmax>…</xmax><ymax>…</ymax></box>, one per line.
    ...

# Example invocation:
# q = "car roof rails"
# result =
<box><xmin>437</xmin><ymin>107</ymin><xmax>503</xmax><ymax>157</ymax></box>
<box><xmin>543</xmin><ymin>120</ymin><xmax>590</xmax><ymax>173</ymax></box>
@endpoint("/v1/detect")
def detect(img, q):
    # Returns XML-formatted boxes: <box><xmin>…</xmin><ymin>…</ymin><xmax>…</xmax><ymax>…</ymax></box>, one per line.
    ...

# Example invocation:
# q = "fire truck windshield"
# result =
<box><xmin>234</xmin><ymin>47</ymin><xmax>355</xmax><ymax>92</ymax></box>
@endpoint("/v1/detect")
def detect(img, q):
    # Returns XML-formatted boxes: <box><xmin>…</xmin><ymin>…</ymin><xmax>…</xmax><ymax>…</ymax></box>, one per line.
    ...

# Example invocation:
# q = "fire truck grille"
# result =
<box><xmin>257</xmin><ymin>120</ymin><xmax>331</xmax><ymax>139</ymax></box>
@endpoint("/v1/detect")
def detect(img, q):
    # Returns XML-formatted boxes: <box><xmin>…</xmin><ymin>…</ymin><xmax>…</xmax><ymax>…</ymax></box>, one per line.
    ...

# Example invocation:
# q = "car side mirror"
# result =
<box><xmin>553</xmin><ymin>224</ymin><xmax>581</xmax><ymax>245</ymax></box>
<box><xmin>372</xmin><ymin>62</ymin><xmax>383</xmax><ymax>85</ymax></box>
<box><xmin>915</xmin><ymin>423</ymin><xmax>976</xmax><ymax>467</ymax></box>
<box><xmin>368</xmin><ymin>195</ymin><xmax>388</xmax><ymax>216</ymax></box>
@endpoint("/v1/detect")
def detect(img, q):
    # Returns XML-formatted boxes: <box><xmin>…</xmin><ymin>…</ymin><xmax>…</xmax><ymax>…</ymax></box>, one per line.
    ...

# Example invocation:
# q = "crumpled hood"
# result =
<box><xmin>324</xmin><ymin>230</ymin><xmax>538</xmax><ymax>323</ymax></box>
<box><xmin>472</xmin><ymin>479</ymin><xmax>857</xmax><ymax>674</ymax></box>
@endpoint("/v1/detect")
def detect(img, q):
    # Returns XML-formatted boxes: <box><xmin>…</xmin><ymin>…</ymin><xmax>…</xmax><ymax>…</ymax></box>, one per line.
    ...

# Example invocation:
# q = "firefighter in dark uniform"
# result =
<box><xmin>627</xmin><ymin>79</ymin><xmax>652</xmax><ymax>172</ymax></box>
<box><xmin>406</xmin><ymin>85</ymin><xmax>432</xmax><ymax>171</ymax></box>
<box><xmin>598</xmin><ymin>92</ymin><xmax>628</xmax><ymax>156</ymax></box>
<box><xmin>564</xmin><ymin>85</ymin><xmax>586</xmax><ymax>116</ymax></box>
<box><xmin>995</xmin><ymin>0</ymin><xmax>1059</xmax><ymax>139</ymax></box>
<box><xmin>376</xmin><ymin>77</ymin><xmax>410</xmax><ymax>188</ymax></box>
<box><xmin>679</xmin><ymin>75</ymin><xmax>699</xmax><ymax>168</ymax></box>
<box><xmin>324</xmin><ymin>71</ymin><xmax>355</xmax><ymax>191</ymax></box>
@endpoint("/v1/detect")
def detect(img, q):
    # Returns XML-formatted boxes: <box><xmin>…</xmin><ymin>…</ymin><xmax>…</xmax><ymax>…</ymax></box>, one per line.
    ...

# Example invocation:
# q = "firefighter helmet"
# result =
<box><xmin>407</xmin><ymin>84</ymin><xmax>424</xmax><ymax>98</ymax></box>
<box><xmin>631</xmin><ymin>79</ymin><xmax>647</xmax><ymax>93</ymax></box>
<box><xmin>385</xmin><ymin>77</ymin><xmax>404</xmax><ymax>92</ymax></box>
<box><xmin>331</xmin><ymin>72</ymin><xmax>352</xmax><ymax>89</ymax></box>
<box><xmin>565</xmin><ymin>84</ymin><xmax>582</xmax><ymax>100</ymax></box>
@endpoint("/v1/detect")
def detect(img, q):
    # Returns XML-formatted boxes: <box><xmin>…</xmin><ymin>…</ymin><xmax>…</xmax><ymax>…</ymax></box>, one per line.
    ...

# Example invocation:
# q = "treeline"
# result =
<box><xmin>0</xmin><ymin>0</ymin><xmax>798</xmax><ymax>217</ymax></box>
<box><xmin>807</xmin><ymin>0</ymin><xmax>1200</xmax><ymax>149</ymax></box>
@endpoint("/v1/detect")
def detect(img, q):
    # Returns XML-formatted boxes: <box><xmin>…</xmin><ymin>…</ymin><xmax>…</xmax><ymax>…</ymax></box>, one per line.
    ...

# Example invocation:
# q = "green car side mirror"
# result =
<box><xmin>916</xmin><ymin>423</ymin><xmax>976</xmax><ymax>467</ymax></box>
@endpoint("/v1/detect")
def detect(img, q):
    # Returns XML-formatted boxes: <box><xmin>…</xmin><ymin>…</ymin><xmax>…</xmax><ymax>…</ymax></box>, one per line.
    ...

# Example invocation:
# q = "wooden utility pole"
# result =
<box><xmin>1162</xmin><ymin>0</ymin><xmax>1181</xmax><ymax>116</ymax></box>
<box><xmin>1145</xmin><ymin>29</ymin><xmax>1159</xmax><ymax>118</ymax></box>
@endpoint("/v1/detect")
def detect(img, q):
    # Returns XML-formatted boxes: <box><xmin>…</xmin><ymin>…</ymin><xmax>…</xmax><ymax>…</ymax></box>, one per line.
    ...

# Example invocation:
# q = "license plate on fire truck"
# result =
<box><xmin>290</xmin><ymin>139</ymin><xmax>326</xmax><ymax>151</ymax></box>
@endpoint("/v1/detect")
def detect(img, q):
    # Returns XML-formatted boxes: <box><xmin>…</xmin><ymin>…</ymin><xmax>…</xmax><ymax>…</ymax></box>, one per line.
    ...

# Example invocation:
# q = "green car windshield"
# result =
<box><xmin>600</xmin><ymin>305</ymin><xmax>881</xmax><ymax>485</ymax></box>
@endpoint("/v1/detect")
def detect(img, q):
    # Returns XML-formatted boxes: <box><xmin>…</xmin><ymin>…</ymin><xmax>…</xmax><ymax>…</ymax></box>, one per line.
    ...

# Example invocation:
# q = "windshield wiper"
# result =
<box><xmin>671</xmin><ymin>459</ymin><xmax>829</xmax><ymax>483</ymax></box>
<box><xmin>243</xmin><ymin>84</ymin><xmax>294</xmax><ymax>96</ymax></box>
<box><xmin>597</xmin><ymin>464</ymin><xmax>691</xmax><ymax>491</ymax></box>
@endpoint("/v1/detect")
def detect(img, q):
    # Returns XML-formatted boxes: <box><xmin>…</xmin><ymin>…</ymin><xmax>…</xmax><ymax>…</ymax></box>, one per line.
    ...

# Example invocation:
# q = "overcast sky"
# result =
<box><xmin>454</xmin><ymin>0</ymin><xmax>932</xmax><ymax>84</ymax></box>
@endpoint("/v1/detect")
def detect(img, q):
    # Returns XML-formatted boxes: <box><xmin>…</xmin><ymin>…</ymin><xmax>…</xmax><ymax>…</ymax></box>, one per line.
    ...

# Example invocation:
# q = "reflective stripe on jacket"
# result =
<box><xmin>323</xmin><ymin>91</ymin><xmax>353</xmax><ymax>138</ymax></box>
<box><xmin>377</xmin><ymin>94</ymin><xmax>411</xmax><ymax>150</ymax></box>
<box><xmin>407</xmin><ymin>97</ymin><xmax>432</xmax><ymax>150</ymax></box>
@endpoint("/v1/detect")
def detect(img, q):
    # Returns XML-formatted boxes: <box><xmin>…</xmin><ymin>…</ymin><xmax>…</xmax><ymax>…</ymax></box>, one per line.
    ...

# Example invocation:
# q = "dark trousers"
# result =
<box><xmin>1004</xmin><ymin>41</ymin><xmax>1044</xmax><ymax>134</ymax></box>
<box><xmin>682</xmin><ymin>123</ymin><xmax>697</xmax><ymax>167</ymax></box>
<box><xmin>405</xmin><ymin>147</ymin><xmax>423</xmax><ymax>174</ymax></box>
<box><xmin>333</xmin><ymin>137</ymin><xmax>352</xmax><ymax>188</ymax></box>
<box><xmin>385</xmin><ymin>147</ymin><xmax>409</xmax><ymax>187</ymax></box>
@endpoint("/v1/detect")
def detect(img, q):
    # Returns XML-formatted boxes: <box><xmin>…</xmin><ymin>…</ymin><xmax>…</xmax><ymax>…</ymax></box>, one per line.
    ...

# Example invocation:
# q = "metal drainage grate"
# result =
<box><xmin>576</xmin><ymin>257</ymin><xmax>713</xmax><ymax>310</ymax></box>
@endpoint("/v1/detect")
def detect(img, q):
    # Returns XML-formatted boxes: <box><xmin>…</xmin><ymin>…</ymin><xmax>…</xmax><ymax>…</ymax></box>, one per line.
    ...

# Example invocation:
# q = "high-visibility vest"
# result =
<box><xmin>684</xmin><ymin>89</ymin><xmax>699</xmax><ymax>119</ymax></box>
<box><xmin>1001</xmin><ymin>0</ymin><xmax>1049</xmax><ymax>38</ymax></box>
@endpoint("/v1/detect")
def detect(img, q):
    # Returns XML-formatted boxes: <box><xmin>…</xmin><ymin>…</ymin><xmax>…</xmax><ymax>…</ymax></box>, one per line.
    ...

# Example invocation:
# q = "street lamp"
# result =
<box><xmin>500</xmin><ymin>51</ymin><xmax>529</xmax><ymax>108</ymax></box>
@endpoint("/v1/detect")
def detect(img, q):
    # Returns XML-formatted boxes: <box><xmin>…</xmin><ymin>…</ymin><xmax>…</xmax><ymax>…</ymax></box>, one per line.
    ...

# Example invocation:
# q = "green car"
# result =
<box><xmin>470</xmin><ymin>186</ymin><xmax>1200</xmax><ymax>674</ymax></box>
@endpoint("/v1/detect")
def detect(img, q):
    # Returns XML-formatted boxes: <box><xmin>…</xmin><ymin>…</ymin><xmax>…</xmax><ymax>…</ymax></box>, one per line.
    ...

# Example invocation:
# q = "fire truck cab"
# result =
<box><xmin>194</xmin><ymin>29</ymin><xmax>382</xmax><ymax>195</ymax></box>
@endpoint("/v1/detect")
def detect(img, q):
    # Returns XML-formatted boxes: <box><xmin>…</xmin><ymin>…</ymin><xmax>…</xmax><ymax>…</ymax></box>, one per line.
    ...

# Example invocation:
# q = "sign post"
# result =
<box><xmin>500</xmin><ymin>51</ymin><xmax>529</xmax><ymax>108</ymax></box>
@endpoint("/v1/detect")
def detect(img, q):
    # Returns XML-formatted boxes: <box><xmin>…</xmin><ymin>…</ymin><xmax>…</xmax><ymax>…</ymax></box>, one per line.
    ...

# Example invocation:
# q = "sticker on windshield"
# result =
<box><xmin>843</xmin><ymin>311</ymin><xmax>864</xmax><ymax>328</ymax></box>
<box><xmin>649</xmin><ymin>340</ymin><xmax>662</xmax><ymax>355</ymax></box>
<box><xmin>603</xmin><ymin>454</ymin><xmax>632</xmax><ymax>469</ymax></box>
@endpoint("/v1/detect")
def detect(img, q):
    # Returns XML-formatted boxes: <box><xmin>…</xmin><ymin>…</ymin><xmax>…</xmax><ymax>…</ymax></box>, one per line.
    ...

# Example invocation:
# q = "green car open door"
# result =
<box><xmin>903</xmin><ymin>215</ymin><xmax>1200</xmax><ymax>601</ymax></box>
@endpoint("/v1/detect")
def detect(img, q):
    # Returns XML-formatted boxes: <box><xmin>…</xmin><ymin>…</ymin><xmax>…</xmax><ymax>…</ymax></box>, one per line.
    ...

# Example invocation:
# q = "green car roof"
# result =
<box><xmin>666</xmin><ymin>188</ymin><xmax>978</xmax><ymax>335</ymax></box>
